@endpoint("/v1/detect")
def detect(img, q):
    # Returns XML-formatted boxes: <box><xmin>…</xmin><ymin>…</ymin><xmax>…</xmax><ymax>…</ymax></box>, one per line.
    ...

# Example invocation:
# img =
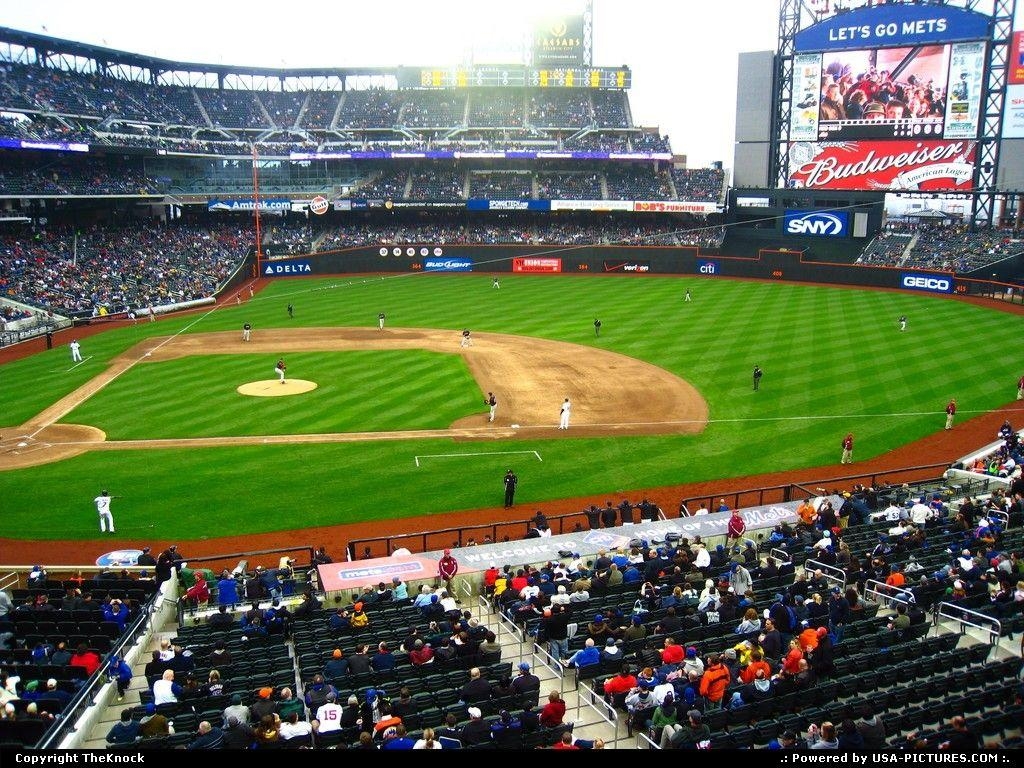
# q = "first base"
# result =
<box><xmin>510</xmin><ymin>424</ymin><xmax>520</xmax><ymax>429</ymax></box>
<box><xmin>17</xmin><ymin>441</ymin><xmax>28</xmax><ymax>447</ymax></box>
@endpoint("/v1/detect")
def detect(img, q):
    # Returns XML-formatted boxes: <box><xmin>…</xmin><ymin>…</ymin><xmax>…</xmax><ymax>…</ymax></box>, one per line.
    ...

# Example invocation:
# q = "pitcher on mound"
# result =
<box><xmin>275</xmin><ymin>359</ymin><xmax>287</xmax><ymax>384</ymax></box>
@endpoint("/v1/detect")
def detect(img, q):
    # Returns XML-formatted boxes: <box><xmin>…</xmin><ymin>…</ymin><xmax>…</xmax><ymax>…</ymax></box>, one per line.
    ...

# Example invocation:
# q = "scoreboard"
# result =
<box><xmin>402</xmin><ymin>66</ymin><xmax>631</xmax><ymax>89</ymax></box>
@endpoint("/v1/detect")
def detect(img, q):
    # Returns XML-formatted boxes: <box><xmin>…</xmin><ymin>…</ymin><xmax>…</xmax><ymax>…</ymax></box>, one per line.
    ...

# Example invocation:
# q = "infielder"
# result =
<box><xmin>558</xmin><ymin>398</ymin><xmax>571</xmax><ymax>430</ymax></box>
<box><xmin>461</xmin><ymin>329</ymin><xmax>473</xmax><ymax>348</ymax></box>
<box><xmin>485</xmin><ymin>392</ymin><xmax>497</xmax><ymax>422</ymax></box>
<box><xmin>242</xmin><ymin>322</ymin><xmax>251</xmax><ymax>342</ymax></box>
<box><xmin>378</xmin><ymin>312</ymin><xmax>386</xmax><ymax>330</ymax></box>
<box><xmin>69</xmin><ymin>339</ymin><xmax>82</xmax><ymax>362</ymax></box>
<box><xmin>899</xmin><ymin>315</ymin><xmax>907</xmax><ymax>331</ymax></box>
<box><xmin>95</xmin><ymin>490</ymin><xmax>117</xmax><ymax>533</ymax></box>
<box><xmin>275</xmin><ymin>359</ymin><xmax>287</xmax><ymax>384</ymax></box>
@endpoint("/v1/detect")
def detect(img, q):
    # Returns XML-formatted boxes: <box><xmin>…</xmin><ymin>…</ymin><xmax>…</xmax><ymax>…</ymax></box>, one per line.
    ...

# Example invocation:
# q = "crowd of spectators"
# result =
<box><xmin>468</xmin><ymin>172</ymin><xmax>533</xmax><ymax>200</ymax></box>
<box><xmin>956</xmin><ymin>422</ymin><xmax>1022</xmax><ymax>481</ymax></box>
<box><xmin>407</xmin><ymin>168</ymin><xmax>464</xmax><ymax>201</ymax></box>
<box><xmin>334</xmin><ymin>90</ymin><xmax>399</xmax><ymax>131</ymax></box>
<box><xmin>467</xmin><ymin>90</ymin><xmax>524</xmax><ymax>128</ymax></box>
<box><xmin>353</xmin><ymin>168</ymin><xmax>409</xmax><ymax>200</ymax></box>
<box><xmin>314</xmin><ymin>216</ymin><xmax>722</xmax><ymax>250</ymax></box>
<box><xmin>671</xmin><ymin>168</ymin><xmax>725</xmax><ymax>203</ymax></box>
<box><xmin>591</xmin><ymin>90</ymin><xmax>630</xmax><ymax>129</ymax></box>
<box><xmin>401</xmin><ymin>92</ymin><xmax>467</xmax><ymax>129</ymax></box>
<box><xmin>0</xmin><ymin>221</ymin><xmax>248</xmax><ymax>315</ymax></box>
<box><xmin>605</xmin><ymin>165</ymin><xmax>673</xmax><ymax>201</ymax></box>
<box><xmin>528</xmin><ymin>93</ymin><xmax>592</xmax><ymax>128</ymax></box>
<box><xmin>536</xmin><ymin>172</ymin><xmax>603</xmax><ymax>200</ymax></box>
<box><xmin>856</xmin><ymin>220</ymin><xmax>1022</xmax><ymax>273</ymax></box>
<box><xmin>0</xmin><ymin>152</ymin><xmax>161</xmax><ymax>196</ymax></box>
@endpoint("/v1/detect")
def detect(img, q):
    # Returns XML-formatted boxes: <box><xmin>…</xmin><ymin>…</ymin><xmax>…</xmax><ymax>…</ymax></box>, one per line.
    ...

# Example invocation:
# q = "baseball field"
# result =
<box><xmin>0</xmin><ymin>273</ymin><xmax>1020</xmax><ymax>544</ymax></box>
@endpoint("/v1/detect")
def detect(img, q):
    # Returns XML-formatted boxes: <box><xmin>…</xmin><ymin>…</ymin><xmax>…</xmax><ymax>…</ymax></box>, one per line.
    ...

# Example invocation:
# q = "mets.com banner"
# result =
<box><xmin>788</xmin><ymin>140</ymin><xmax>976</xmax><ymax>191</ymax></box>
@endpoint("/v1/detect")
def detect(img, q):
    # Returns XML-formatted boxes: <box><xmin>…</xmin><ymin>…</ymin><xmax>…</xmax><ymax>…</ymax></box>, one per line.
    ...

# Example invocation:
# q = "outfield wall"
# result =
<box><xmin>255</xmin><ymin>244</ymin><xmax>1022</xmax><ymax>300</ymax></box>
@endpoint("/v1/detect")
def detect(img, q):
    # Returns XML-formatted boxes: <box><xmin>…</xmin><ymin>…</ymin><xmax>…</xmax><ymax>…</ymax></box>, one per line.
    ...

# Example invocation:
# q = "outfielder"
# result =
<box><xmin>275</xmin><ymin>358</ymin><xmax>287</xmax><ymax>384</ymax></box>
<box><xmin>378</xmin><ymin>312</ymin><xmax>386</xmax><ymax>330</ymax></box>
<box><xmin>95</xmin><ymin>490</ymin><xmax>117</xmax><ymax>533</ymax></box>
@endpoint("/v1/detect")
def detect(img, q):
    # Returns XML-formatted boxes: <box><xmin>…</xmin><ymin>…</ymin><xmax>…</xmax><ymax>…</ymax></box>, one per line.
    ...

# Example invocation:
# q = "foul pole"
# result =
<box><xmin>251</xmin><ymin>143</ymin><xmax>263</xmax><ymax>277</ymax></box>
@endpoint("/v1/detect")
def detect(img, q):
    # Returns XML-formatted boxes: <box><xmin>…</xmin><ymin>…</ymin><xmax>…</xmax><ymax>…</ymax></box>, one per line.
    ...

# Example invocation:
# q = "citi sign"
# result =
<box><xmin>783</xmin><ymin>210</ymin><xmax>849</xmax><ymax>237</ymax></box>
<box><xmin>901</xmin><ymin>273</ymin><xmax>952</xmax><ymax>293</ymax></box>
<box><xmin>697</xmin><ymin>261</ymin><xmax>720</xmax><ymax>274</ymax></box>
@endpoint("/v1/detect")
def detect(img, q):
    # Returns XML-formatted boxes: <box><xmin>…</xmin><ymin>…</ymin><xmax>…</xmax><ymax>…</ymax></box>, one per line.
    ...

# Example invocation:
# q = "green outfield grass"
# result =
<box><xmin>1</xmin><ymin>274</ymin><xmax>1019</xmax><ymax>541</ymax></box>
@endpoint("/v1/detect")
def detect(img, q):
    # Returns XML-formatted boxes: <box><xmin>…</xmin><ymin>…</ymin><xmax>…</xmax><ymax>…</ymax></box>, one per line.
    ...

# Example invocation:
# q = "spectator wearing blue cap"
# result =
<box><xmin>729</xmin><ymin>562</ymin><xmax>753</xmax><ymax>596</ymax></box>
<box><xmin>511</xmin><ymin>661</ymin><xmax>540</xmax><ymax>707</ymax></box>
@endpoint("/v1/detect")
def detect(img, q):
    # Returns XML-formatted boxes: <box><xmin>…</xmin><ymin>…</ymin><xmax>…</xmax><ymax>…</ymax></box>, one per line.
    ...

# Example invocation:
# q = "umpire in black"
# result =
<box><xmin>503</xmin><ymin>469</ymin><xmax>518</xmax><ymax>508</ymax></box>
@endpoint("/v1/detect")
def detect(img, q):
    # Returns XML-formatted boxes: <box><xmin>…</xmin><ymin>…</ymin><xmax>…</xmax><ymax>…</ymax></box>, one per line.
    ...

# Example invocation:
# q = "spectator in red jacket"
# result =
<box><xmin>438</xmin><ymin>550</ymin><xmax>459</xmax><ymax>595</ymax></box>
<box><xmin>727</xmin><ymin>509</ymin><xmax>747</xmax><ymax>545</ymax></box>
<box><xmin>602</xmin><ymin>667</ymin><xmax>638</xmax><ymax>699</ymax></box>
<box><xmin>661</xmin><ymin>637</ymin><xmax>684</xmax><ymax>665</ymax></box>
<box><xmin>539</xmin><ymin>690</ymin><xmax>566</xmax><ymax>728</ymax></box>
<box><xmin>70</xmin><ymin>643</ymin><xmax>101</xmax><ymax>676</ymax></box>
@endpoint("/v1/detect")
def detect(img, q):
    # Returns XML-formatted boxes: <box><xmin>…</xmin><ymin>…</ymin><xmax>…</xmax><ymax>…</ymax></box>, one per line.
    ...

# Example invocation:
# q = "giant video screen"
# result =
<box><xmin>790</xmin><ymin>42</ymin><xmax>985</xmax><ymax>144</ymax></box>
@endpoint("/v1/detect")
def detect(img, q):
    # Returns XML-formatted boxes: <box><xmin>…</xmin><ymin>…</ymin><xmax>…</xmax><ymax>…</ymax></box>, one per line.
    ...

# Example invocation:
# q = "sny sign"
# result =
<box><xmin>783</xmin><ymin>210</ymin><xmax>849</xmax><ymax>237</ymax></box>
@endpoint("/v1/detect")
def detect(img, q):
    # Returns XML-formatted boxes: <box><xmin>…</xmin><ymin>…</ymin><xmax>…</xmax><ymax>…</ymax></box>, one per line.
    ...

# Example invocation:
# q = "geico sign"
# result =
<box><xmin>901</xmin><ymin>275</ymin><xmax>951</xmax><ymax>291</ymax></box>
<box><xmin>785</xmin><ymin>212</ymin><xmax>846</xmax><ymax>236</ymax></box>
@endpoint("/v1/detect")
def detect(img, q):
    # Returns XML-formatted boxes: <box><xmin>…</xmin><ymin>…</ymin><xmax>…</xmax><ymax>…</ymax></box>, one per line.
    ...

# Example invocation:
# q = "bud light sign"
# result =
<box><xmin>783</xmin><ymin>210</ymin><xmax>848</xmax><ymax>237</ymax></box>
<box><xmin>424</xmin><ymin>257</ymin><xmax>473</xmax><ymax>272</ymax></box>
<box><xmin>900</xmin><ymin>273</ymin><xmax>953</xmax><ymax>293</ymax></box>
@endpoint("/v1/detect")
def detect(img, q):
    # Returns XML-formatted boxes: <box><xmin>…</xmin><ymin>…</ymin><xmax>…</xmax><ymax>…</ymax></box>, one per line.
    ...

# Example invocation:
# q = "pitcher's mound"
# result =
<box><xmin>237</xmin><ymin>379</ymin><xmax>318</xmax><ymax>397</ymax></box>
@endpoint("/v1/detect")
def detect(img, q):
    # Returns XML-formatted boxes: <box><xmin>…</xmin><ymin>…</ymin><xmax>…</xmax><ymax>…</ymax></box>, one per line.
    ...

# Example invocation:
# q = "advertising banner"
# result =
<box><xmin>899</xmin><ymin>272</ymin><xmax>954</xmax><ymax>293</ymax></box>
<box><xmin>943</xmin><ymin>42</ymin><xmax>986</xmax><ymax>140</ymax></box>
<box><xmin>549</xmin><ymin>199</ymin><xmax>633</xmax><ymax>211</ymax></box>
<box><xmin>533</xmin><ymin>14</ymin><xmax>585</xmax><ymax>67</ymax></box>
<box><xmin>209</xmin><ymin>198</ymin><xmax>291</xmax><ymax>212</ymax></box>
<box><xmin>602</xmin><ymin>260</ymin><xmax>651</xmax><ymax>273</ymax></box>
<box><xmin>423</xmin><ymin>257</ymin><xmax>473</xmax><ymax>272</ymax></box>
<box><xmin>513</xmin><ymin>257</ymin><xmax>562</xmax><ymax>273</ymax></box>
<box><xmin>633</xmin><ymin>200</ymin><xmax>719</xmax><ymax>214</ymax></box>
<box><xmin>788</xmin><ymin>139</ymin><xmax>976</xmax><ymax>191</ymax></box>
<box><xmin>466</xmin><ymin>199</ymin><xmax>551</xmax><ymax>211</ymax></box>
<box><xmin>791</xmin><ymin>53</ymin><xmax>823</xmax><ymax>142</ymax></box>
<box><xmin>1012</xmin><ymin>31</ymin><xmax>1024</xmax><ymax>85</ymax></box>
<box><xmin>795</xmin><ymin>5</ymin><xmax>990</xmax><ymax>52</ymax></box>
<box><xmin>783</xmin><ymin>209</ymin><xmax>849</xmax><ymax>237</ymax></box>
<box><xmin>1003</xmin><ymin>85</ymin><xmax>1024</xmax><ymax>138</ymax></box>
<box><xmin>263</xmin><ymin>259</ymin><xmax>313</xmax><ymax>276</ymax></box>
<box><xmin>696</xmin><ymin>260</ymin><xmax>720</xmax><ymax>275</ymax></box>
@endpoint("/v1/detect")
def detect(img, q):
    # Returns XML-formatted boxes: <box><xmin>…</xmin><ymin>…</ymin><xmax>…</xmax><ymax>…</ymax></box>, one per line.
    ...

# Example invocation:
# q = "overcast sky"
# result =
<box><xmin>0</xmin><ymin>0</ymin><xmax>780</xmax><ymax>167</ymax></box>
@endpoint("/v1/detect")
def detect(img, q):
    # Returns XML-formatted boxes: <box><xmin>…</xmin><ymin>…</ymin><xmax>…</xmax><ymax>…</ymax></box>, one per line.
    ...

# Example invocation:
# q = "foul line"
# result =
<box><xmin>67</xmin><ymin>355</ymin><xmax>93</xmax><ymax>371</ymax></box>
<box><xmin>415</xmin><ymin>450</ymin><xmax>542</xmax><ymax>467</ymax></box>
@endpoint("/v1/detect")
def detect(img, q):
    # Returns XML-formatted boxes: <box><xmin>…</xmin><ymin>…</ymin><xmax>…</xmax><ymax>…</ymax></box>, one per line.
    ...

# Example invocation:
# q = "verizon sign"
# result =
<box><xmin>788</xmin><ymin>140</ymin><xmax>976</xmax><ymax>191</ymax></box>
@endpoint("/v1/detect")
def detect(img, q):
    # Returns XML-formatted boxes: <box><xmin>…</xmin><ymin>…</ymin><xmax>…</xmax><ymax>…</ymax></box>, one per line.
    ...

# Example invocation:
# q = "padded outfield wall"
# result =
<box><xmin>253</xmin><ymin>243</ymin><xmax>1022</xmax><ymax>300</ymax></box>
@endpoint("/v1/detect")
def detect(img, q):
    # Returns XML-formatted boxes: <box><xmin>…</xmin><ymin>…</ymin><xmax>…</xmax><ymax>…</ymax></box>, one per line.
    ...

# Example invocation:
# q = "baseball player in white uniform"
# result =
<box><xmin>69</xmin><ymin>339</ymin><xmax>82</xmax><ymax>362</ymax></box>
<box><xmin>558</xmin><ymin>398</ymin><xmax>571</xmax><ymax>430</ymax></box>
<box><xmin>95</xmin><ymin>490</ymin><xmax>116</xmax><ymax>533</ymax></box>
<box><xmin>378</xmin><ymin>312</ymin><xmax>386</xmax><ymax>330</ymax></box>
<box><xmin>242</xmin><ymin>322</ymin><xmax>251</xmax><ymax>342</ymax></box>
<box><xmin>275</xmin><ymin>359</ymin><xmax>286</xmax><ymax>384</ymax></box>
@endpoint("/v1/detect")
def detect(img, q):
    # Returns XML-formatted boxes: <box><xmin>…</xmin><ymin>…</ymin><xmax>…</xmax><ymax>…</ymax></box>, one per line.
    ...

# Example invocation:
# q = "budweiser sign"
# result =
<box><xmin>788</xmin><ymin>140</ymin><xmax>976</xmax><ymax>191</ymax></box>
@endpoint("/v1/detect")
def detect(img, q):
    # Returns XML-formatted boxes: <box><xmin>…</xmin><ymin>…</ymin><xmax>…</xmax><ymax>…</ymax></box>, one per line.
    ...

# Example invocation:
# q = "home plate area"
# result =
<box><xmin>236</xmin><ymin>379</ymin><xmax>318</xmax><ymax>397</ymax></box>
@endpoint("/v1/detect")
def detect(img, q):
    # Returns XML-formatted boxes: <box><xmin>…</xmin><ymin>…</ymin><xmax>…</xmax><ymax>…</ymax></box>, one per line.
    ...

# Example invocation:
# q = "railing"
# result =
<box><xmin>680</xmin><ymin>464</ymin><xmax>949</xmax><ymax>521</ymax></box>
<box><xmin>803</xmin><ymin>559</ymin><xmax>847</xmax><ymax>592</ymax></box>
<box><xmin>864</xmin><ymin>578</ymin><xmax>916</xmax><ymax>609</ymax></box>
<box><xmin>36</xmin><ymin>581</ymin><xmax>169</xmax><ymax>749</ymax></box>
<box><xmin>935</xmin><ymin>601</ymin><xmax>1001</xmax><ymax>650</ymax></box>
<box><xmin>769</xmin><ymin>548</ymin><xmax>793</xmax><ymax>565</ymax></box>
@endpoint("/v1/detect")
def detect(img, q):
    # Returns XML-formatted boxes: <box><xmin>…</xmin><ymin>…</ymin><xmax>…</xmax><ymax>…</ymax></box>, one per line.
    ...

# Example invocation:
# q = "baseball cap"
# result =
<box><xmin>259</xmin><ymin>687</ymin><xmax>273</xmax><ymax>699</ymax></box>
<box><xmin>518</xmin><ymin>662</ymin><xmax>531</xmax><ymax>672</ymax></box>
<box><xmin>594</xmin><ymin>614</ymin><xmax>605</xmax><ymax>622</ymax></box>
<box><xmin>468</xmin><ymin>707</ymin><xmax>482</xmax><ymax>719</ymax></box>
